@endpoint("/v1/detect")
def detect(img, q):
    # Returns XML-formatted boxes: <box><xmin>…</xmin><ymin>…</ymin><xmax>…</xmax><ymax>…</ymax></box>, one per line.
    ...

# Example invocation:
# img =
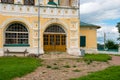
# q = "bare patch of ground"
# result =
<box><xmin>14</xmin><ymin>53</ymin><xmax>120</xmax><ymax>80</ymax></box>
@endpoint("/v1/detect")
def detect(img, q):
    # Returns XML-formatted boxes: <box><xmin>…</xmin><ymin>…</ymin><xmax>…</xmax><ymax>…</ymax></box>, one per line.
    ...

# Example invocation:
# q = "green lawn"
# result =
<box><xmin>71</xmin><ymin>66</ymin><xmax>120</xmax><ymax>80</ymax></box>
<box><xmin>83</xmin><ymin>54</ymin><xmax>112</xmax><ymax>62</ymax></box>
<box><xmin>0</xmin><ymin>57</ymin><xmax>42</xmax><ymax>80</ymax></box>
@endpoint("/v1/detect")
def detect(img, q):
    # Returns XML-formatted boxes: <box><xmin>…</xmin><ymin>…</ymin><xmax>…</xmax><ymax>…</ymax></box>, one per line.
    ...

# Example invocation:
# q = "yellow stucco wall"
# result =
<box><xmin>0</xmin><ymin>14</ymin><xmax>80</xmax><ymax>49</ymax></box>
<box><xmin>80</xmin><ymin>26</ymin><xmax>97</xmax><ymax>49</ymax></box>
<box><xmin>0</xmin><ymin>0</ymin><xmax>82</xmax><ymax>56</ymax></box>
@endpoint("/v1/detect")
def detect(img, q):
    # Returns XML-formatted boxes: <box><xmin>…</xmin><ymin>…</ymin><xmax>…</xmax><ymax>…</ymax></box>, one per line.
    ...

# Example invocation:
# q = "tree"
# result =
<box><xmin>105</xmin><ymin>40</ymin><xmax>118</xmax><ymax>49</ymax></box>
<box><xmin>116</xmin><ymin>22</ymin><xmax>120</xmax><ymax>40</ymax></box>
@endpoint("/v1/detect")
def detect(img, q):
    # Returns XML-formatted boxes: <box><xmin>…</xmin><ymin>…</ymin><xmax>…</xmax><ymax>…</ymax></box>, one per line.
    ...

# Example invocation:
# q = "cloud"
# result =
<box><xmin>80</xmin><ymin>0</ymin><xmax>120</xmax><ymax>43</ymax></box>
<box><xmin>80</xmin><ymin>0</ymin><xmax>120</xmax><ymax>23</ymax></box>
<box><xmin>97</xmin><ymin>24</ymin><xmax>119</xmax><ymax>43</ymax></box>
<box><xmin>80</xmin><ymin>2</ymin><xmax>101</xmax><ymax>14</ymax></box>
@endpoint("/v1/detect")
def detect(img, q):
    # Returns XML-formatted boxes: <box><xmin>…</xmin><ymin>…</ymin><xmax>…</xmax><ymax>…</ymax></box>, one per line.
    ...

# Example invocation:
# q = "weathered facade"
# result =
<box><xmin>0</xmin><ymin>0</ymin><xmax>81</xmax><ymax>56</ymax></box>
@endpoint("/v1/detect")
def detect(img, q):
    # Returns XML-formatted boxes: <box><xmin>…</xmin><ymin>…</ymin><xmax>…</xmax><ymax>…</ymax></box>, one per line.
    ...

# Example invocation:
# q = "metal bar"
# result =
<box><xmin>38</xmin><ymin>0</ymin><xmax>40</xmax><ymax>55</ymax></box>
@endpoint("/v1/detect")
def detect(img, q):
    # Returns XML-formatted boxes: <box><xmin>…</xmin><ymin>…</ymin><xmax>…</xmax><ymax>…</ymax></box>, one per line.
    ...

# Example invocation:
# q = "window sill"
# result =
<box><xmin>4</xmin><ymin>44</ymin><xmax>30</xmax><ymax>47</ymax></box>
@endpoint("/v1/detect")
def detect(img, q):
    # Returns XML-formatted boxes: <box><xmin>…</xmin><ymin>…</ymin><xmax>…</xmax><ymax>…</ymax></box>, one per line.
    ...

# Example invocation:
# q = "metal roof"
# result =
<box><xmin>80</xmin><ymin>21</ymin><xmax>101</xmax><ymax>29</ymax></box>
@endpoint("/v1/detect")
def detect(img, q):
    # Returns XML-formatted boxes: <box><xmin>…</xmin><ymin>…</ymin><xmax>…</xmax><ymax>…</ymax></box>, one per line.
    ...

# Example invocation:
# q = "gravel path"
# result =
<box><xmin>14</xmin><ymin>54</ymin><xmax>120</xmax><ymax>80</ymax></box>
<box><xmin>109</xmin><ymin>56</ymin><xmax>120</xmax><ymax>65</ymax></box>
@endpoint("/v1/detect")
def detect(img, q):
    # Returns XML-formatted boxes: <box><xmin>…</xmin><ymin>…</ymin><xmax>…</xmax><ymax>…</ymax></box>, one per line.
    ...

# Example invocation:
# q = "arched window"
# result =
<box><xmin>45</xmin><ymin>25</ymin><xmax>65</xmax><ymax>33</ymax></box>
<box><xmin>4</xmin><ymin>23</ymin><xmax>29</xmax><ymax>46</ymax></box>
<box><xmin>1</xmin><ymin>0</ymin><xmax>14</xmax><ymax>4</ymax></box>
<box><xmin>24</xmin><ymin>0</ymin><xmax>34</xmax><ymax>5</ymax></box>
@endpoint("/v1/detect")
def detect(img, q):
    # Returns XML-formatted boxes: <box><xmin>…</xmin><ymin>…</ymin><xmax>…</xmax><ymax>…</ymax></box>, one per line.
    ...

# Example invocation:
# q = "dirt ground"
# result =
<box><xmin>14</xmin><ymin>53</ymin><xmax>120</xmax><ymax>80</ymax></box>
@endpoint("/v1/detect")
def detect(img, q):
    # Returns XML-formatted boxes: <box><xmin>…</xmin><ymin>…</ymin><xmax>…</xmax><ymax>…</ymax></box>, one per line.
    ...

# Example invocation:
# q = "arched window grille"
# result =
<box><xmin>45</xmin><ymin>25</ymin><xmax>65</xmax><ymax>33</ymax></box>
<box><xmin>24</xmin><ymin>0</ymin><xmax>34</xmax><ymax>5</ymax></box>
<box><xmin>5</xmin><ymin>23</ymin><xmax>29</xmax><ymax>45</ymax></box>
<box><xmin>1</xmin><ymin>0</ymin><xmax>14</xmax><ymax>4</ymax></box>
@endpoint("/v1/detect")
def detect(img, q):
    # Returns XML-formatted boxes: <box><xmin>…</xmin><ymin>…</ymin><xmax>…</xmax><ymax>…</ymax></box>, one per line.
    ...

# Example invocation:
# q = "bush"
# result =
<box><xmin>105</xmin><ymin>40</ymin><xmax>118</xmax><ymax>49</ymax></box>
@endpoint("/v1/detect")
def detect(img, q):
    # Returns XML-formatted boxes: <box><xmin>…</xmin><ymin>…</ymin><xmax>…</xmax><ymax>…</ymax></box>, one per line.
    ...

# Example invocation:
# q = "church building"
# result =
<box><xmin>0</xmin><ymin>0</ymin><xmax>100</xmax><ymax>56</ymax></box>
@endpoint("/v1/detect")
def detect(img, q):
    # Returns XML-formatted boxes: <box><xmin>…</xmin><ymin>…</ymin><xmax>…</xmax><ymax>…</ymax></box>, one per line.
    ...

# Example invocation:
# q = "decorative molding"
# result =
<box><xmin>0</xmin><ymin>4</ymin><xmax>78</xmax><ymax>18</ymax></box>
<box><xmin>0</xmin><ymin>18</ymin><xmax>33</xmax><ymax>29</ymax></box>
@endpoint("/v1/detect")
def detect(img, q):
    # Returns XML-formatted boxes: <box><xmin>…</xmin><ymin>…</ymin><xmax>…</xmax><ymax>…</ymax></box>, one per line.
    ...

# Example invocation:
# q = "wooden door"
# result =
<box><xmin>44</xmin><ymin>34</ymin><xmax>66</xmax><ymax>52</ymax></box>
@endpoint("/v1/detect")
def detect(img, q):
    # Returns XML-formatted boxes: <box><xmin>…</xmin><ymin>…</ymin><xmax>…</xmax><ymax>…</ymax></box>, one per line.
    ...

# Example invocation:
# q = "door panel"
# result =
<box><xmin>44</xmin><ymin>34</ymin><xmax>66</xmax><ymax>52</ymax></box>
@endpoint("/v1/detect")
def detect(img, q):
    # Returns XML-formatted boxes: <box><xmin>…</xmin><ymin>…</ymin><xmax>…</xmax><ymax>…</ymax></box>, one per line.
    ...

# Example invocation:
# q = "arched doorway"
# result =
<box><xmin>4</xmin><ymin>23</ymin><xmax>29</xmax><ymax>46</ymax></box>
<box><xmin>44</xmin><ymin>24</ymin><xmax>66</xmax><ymax>52</ymax></box>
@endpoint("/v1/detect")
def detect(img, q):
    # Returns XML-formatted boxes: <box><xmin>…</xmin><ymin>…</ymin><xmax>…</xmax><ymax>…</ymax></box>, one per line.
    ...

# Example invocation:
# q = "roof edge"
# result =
<box><xmin>80</xmin><ymin>21</ymin><xmax>101</xmax><ymax>29</ymax></box>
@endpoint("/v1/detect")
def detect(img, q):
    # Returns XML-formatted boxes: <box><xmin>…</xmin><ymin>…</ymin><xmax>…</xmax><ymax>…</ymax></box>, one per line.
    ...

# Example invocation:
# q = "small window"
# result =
<box><xmin>80</xmin><ymin>36</ymin><xmax>86</xmax><ymax>47</ymax></box>
<box><xmin>1</xmin><ymin>0</ymin><xmax>14</xmax><ymax>4</ymax></box>
<box><xmin>59</xmin><ymin>0</ymin><xmax>72</xmax><ymax>6</ymax></box>
<box><xmin>24</xmin><ymin>0</ymin><xmax>34</xmax><ymax>5</ymax></box>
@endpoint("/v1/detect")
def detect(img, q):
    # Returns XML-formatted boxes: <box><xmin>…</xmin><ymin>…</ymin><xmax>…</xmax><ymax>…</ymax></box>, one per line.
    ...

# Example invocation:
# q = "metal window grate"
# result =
<box><xmin>24</xmin><ymin>0</ymin><xmax>34</xmax><ymax>5</ymax></box>
<box><xmin>45</xmin><ymin>25</ymin><xmax>65</xmax><ymax>33</ymax></box>
<box><xmin>5</xmin><ymin>23</ymin><xmax>29</xmax><ymax>44</ymax></box>
<box><xmin>1</xmin><ymin>0</ymin><xmax>14</xmax><ymax>4</ymax></box>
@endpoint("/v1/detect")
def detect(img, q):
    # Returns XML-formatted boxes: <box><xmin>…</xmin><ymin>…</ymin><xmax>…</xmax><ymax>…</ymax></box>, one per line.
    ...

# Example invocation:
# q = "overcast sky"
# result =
<box><xmin>80</xmin><ymin>0</ymin><xmax>120</xmax><ymax>44</ymax></box>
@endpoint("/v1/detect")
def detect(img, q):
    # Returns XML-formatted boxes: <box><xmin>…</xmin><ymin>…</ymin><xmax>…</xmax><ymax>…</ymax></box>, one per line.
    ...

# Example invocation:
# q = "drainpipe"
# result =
<box><xmin>78</xmin><ymin>0</ymin><xmax>81</xmax><ymax>56</ymax></box>
<box><xmin>38</xmin><ymin>0</ymin><xmax>40</xmax><ymax>55</ymax></box>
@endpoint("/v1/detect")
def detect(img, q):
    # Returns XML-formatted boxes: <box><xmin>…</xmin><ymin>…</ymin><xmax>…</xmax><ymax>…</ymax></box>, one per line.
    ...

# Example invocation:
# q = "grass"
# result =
<box><xmin>63</xmin><ymin>65</ymin><xmax>71</xmax><ymax>68</ymax></box>
<box><xmin>46</xmin><ymin>65</ymin><xmax>52</xmax><ymax>68</ymax></box>
<box><xmin>0</xmin><ymin>57</ymin><xmax>42</xmax><ymax>80</ymax></box>
<box><xmin>73</xmin><ymin>69</ymin><xmax>81</xmax><ymax>72</ymax></box>
<box><xmin>71</xmin><ymin>66</ymin><xmax>120</xmax><ymax>80</ymax></box>
<box><xmin>52</xmin><ymin>66</ymin><xmax>60</xmax><ymax>70</ymax></box>
<box><xmin>73</xmin><ymin>65</ymin><xmax>77</xmax><ymax>68</ymax></box>
<box><xmin>84</xmin><ymin>54</ymin><xmax>111</xmax><ymax>62</ymax></box>
<box><xmin>114</xmin><ymin>54</ymin><xmax>120</xmax><ymax>56</ymax></box>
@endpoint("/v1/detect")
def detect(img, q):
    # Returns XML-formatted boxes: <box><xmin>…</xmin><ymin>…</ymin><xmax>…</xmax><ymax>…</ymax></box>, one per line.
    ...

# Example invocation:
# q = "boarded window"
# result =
<box><xmin>80</xmin><ymin>36</ymin><xmax>86</xmax><ymax>47</ymax></box>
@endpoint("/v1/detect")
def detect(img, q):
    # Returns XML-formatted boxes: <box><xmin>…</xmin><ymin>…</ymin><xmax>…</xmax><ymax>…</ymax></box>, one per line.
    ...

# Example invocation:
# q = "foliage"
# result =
<box><xmin>97</xmin><ymin>43</ymin><xmax>104</xmax><ymax>50</ymax></box>
<box><xmin>116</xmin><ymin>22</ymin><xmax>120</xmax><ymax>40</ymax></box>
<box><xmin>71</xmin><ymin>66</ymin><xmax>120</xmax><ymax>80</ymax></box>
<box><xmin>116</xmin><ymin>22</ymin><xmax>120</xmax><ymax>33</ymax></box>
<box><xmin>0</xmin><ymin>57</ymin><xmax>42</xmax><ymax>80</ymax></box>
<box><xmin>83</xmin><ymin>54</ymin><xmax>111</xmax><ymax>63</ymax></box>
<box><xmin>105</xmin><ymin>40</ymin><xmax>118</xmax><ymax>49</ymax></box>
